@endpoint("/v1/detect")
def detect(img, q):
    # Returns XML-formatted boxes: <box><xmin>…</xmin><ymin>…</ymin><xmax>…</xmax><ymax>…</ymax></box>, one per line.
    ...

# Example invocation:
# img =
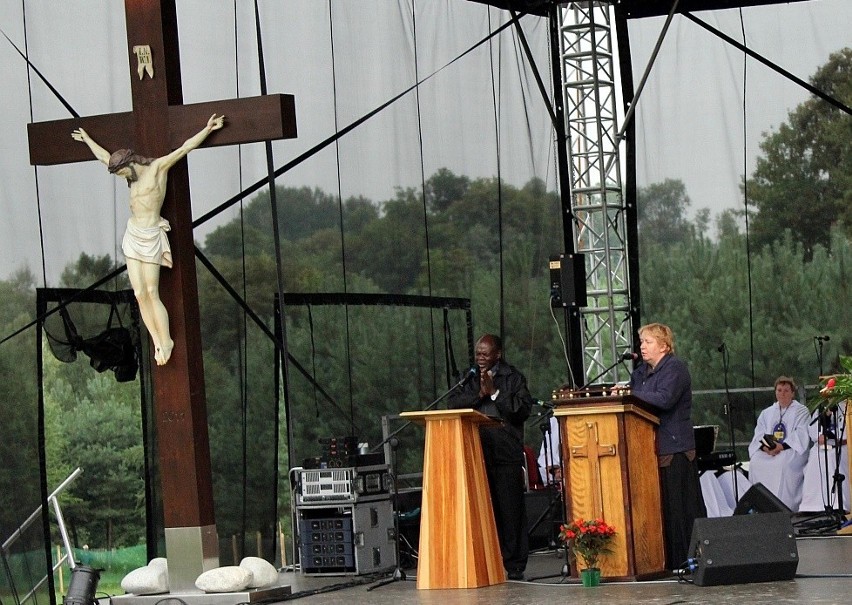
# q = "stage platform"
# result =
<box><xmin>97</xmin><ymin>534</ymin><xmax>851</xmax><ymax>605</ymax></box>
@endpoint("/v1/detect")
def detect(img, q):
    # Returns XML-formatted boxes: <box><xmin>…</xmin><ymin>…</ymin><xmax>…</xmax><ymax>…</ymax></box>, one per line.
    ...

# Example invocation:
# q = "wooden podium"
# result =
<box><xmin>553</xmin><ymin>395</ymin><xmax>667</xmax><ymax>580</ymax></box>
<box><xmin>399</xmin><ymin>409</ymin><xmax>506</xmax><ymax>589</ymax></box>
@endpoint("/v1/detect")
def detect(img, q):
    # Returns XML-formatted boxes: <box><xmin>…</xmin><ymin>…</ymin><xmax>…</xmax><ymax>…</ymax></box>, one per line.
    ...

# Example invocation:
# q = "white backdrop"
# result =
<box><xmin>0</xmin><ymin>0</ymin><xmax>556</xmax><ymax>284</ymax></box>
<box><xmin>0</xmin><ymin>1</ymin><xmax>849</xmax><ymax>283</ymax></box>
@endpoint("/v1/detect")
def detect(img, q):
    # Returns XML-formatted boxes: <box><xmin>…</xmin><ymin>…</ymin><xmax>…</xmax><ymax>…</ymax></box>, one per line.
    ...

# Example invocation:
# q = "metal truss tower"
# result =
<box><xmin>558</xmin><ymin>2</ymin><xmax>633</xmax><ymax>384</ymax></box>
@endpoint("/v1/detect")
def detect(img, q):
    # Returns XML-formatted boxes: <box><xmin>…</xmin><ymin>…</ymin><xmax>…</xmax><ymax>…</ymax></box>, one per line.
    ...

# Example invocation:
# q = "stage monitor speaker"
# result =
<box><xmin>549</xmin><ymin>253</ymin><xmax>587</xmax><ymax>308</ymax></box>
<box><xmin>734</xmin><ymin>482</ymin><xmax>791</xmax><ymax>515</ymax></box>
<box><xmin>688</xmin><ymin>512</ymin><xmax>798</xmax><ymax>586</ymax></box>
<box><xmin>525</xmin><ymin>487</ymin><xmax>561</xmax><ymax>549</ymax></box>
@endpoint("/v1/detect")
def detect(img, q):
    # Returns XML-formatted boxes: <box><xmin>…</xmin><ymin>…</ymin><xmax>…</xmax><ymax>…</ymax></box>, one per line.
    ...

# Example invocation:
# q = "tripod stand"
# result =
<box><xmin>815</xmin><ymin>338</ymin><xmax>846</xmax><ymax>518</ymax></box>
<box><xmin>810</xmin><ymin>402</ymin><xmax>847</xmax><ymax>530</ymax></box>
<box><xmin>718</xmin><ymin>343</ymin><xmax>739</xmax><ymax>498</ymax></box>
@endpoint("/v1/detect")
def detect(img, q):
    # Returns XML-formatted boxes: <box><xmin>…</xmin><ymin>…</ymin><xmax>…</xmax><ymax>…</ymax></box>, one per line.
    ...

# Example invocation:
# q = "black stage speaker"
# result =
<box><xmin>734</xmin><ymin>482</ymin><xmax>791</xmax><ymax>515</ymax></box>
<box><xmin>688</xmin><ymin>512</ymin><xmax>798</xmax><ymax>586</ymax></box>
<box><xmin>526</xmin><ymin>487</ymin><xmax>562</xmax><ymax>549</ymax></box>
<box><xmin>549</xmin><ymin>253</ymin><xmax>587</xmax><ymax>307</ymax></box>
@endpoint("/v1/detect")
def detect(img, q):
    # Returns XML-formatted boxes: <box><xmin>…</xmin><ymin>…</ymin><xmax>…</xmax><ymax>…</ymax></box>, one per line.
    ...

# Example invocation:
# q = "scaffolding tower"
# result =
<box><xmin>559</xmin><ymin>2</ymin><xmax>634</xmax><ymax>385</ymax></box>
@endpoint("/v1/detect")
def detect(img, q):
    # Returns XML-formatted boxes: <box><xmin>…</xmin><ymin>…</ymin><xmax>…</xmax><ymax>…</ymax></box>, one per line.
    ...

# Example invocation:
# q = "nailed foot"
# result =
<box><xmin>155</xmin><ymin>339</ymin><xmax>174</xmax><ymax>366</ymax></box>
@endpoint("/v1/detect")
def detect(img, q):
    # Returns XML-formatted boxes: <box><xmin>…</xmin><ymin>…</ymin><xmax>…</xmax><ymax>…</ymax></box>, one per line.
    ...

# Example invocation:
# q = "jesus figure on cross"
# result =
<box><xmin>72</xmin><ymin>113</ymin><xmax>225</xmax><ymax>365</ymax></box>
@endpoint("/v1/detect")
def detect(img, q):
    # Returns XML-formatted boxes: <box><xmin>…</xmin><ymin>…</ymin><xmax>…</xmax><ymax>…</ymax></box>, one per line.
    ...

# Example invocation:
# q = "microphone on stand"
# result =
<box><xmin>582</xmin><ymin>352</ymin><xmax>636</xmax><ymax>387</ymax></box>
<box><xmin>717</xmin><ymin>342</ymin><xmax>726</xmax><ymax>353</ymax></box>
<box><xmin>815</xmin><ymin>335</ymin><xmax>830</xmax><ymax>342</ymax></box>
<box><xmin>454</xmin><ymin>367</ymin><xmax>478</xmax><ymax>388</ymax></box>
<box><xmin>530</xmin><ymin>399</ymin><xmax>557</xmax><ymax>421</ymax></box>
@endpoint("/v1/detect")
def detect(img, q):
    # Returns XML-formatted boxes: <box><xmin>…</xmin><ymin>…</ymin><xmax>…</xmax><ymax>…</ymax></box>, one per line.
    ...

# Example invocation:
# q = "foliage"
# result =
<box><xmin>745</xmin><ymin>47</ymin><xmax>852</xmax><ymax>259</ymax></box>
<box><xmin>637</xmin><ymin>178</ymin><xmax>697</xmax><ymax>247</ymax></box>
<box><xmin>807</xmin><ymin>355</ymin><xmax>852</xmax><ymax>413</ymax></box>
<box><xmin>559</xmin><ymin>517</ymin><xmax>616</xmax><ymax>570</ymax></box>
<box><xmin>43</xmin><ymin>357</ymin><xmax>145</xmax><ymax>549</ymax></box>
<box><xmin>60</xmin><ymin>253</ymin><xmax>129</xmax><ymax>289</ymax></box>
<box><xmin>0</xmin><ymin>269</ymin><xmax>40</xmax><ymax>543</ymax></box>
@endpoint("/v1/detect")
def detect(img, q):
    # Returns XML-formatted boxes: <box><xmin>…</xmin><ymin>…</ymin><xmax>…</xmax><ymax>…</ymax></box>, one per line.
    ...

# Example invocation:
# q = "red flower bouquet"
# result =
<box><xmin>559</xmin><ymin>517</ymin><xmax>617</xmax><ymax>570</ymax></box>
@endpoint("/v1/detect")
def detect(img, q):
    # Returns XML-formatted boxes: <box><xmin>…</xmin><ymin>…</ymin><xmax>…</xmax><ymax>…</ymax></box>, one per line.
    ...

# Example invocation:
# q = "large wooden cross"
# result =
<box><xmin>27</xmin><ymin>1</ymin><xmax>296</xmax><ymax>591</ymax></box>
<box><xmin>570</xmin><ymin>421</ymin><xmax>616</xmax><ymax>519</ymax></box>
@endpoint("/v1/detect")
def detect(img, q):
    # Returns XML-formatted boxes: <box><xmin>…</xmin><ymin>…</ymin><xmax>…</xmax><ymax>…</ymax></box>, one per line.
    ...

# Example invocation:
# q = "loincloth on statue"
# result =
<box><xmin>122</xmin><ymin>217</ymin><xmax>173</xmax><ymax>268</ymax></box>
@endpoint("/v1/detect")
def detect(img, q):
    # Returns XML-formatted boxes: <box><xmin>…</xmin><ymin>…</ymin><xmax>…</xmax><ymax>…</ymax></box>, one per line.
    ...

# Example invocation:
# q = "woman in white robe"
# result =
<box><xmin>748</xmin><ymin>376</ymin><xmax>810</xmax><ymax>511</ymax></box>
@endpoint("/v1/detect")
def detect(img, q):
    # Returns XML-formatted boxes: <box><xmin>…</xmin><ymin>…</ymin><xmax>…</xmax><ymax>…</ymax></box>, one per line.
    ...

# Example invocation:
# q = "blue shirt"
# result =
<box><xmin>629</xmin><ymin>353</ymin><xmax>696</xmax><ymax>456</ymax></box>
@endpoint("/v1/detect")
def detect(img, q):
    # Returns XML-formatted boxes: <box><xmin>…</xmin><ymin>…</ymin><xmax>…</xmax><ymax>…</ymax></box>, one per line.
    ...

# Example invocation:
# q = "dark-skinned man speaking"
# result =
<box><xmin>448</xmin><ymin>334</ymin><xmax>534</xmax><ymax>580</ymax></box>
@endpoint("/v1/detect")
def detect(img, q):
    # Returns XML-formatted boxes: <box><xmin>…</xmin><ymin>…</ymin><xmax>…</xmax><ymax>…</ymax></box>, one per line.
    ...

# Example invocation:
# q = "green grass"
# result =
<box><xmin>54</xmin><ymin>545</ymin><xmax>147</xmax><ymax>601</ymax></box>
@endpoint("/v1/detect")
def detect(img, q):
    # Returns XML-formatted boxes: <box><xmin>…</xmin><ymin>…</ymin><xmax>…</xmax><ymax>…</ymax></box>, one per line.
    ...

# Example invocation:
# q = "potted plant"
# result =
<box><xmin>559</xmin><ymin>517</ymin><xmax>616</xmax><ymax>587</ymax></box>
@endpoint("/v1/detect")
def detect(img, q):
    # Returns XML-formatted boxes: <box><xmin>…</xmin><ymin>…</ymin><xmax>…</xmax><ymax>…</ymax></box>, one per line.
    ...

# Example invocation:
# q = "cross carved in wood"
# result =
<box><xmin>27</xmin><ymin>0</ymin><xmax>296</xmax><ymax>559</ymax></box>
<box><xmin>570</xmin><ymin>421</ymin><xmax>617</xmax><ymax>519</ymax></box>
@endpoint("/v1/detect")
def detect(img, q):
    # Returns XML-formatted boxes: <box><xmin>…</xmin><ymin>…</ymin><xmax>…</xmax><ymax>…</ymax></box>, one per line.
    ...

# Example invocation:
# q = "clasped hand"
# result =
<box><xmin>479</xmin><ymin>369</ymin><xmax>496</xmax><ymax>398</ymax></box>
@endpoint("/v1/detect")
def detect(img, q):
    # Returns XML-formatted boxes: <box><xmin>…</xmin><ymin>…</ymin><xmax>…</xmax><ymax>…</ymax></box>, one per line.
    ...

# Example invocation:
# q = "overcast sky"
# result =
<box><xmin>628</xmin><ymin>0</ymin><xmax>851</xmax><ymax>225</ymax></box>
<box><xmin>0</xmin><ymin>1</ymin><xmax>849</xmax><ymax>285</ymax></box>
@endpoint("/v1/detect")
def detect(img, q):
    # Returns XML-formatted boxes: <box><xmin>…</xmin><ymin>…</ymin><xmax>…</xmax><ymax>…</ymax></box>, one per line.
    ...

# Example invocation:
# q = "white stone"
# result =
<box><xmin>195</xmin><ymin>566</ymin><xmax>253</xmax><ymax>593</ymax></box>
<box><xmin>121</xmin><ymin>563</ymin><xmax>168</xmax><ymax>595</ymax></box>
<box><xmin>148</xmin><ymin>557</ymin><xmax>168</xmax><ymax>573</ymax></box>
<box><xmin>239</xmin><ymin>556</ymin><xmax>278</xmax><ymax>588</ymax></box>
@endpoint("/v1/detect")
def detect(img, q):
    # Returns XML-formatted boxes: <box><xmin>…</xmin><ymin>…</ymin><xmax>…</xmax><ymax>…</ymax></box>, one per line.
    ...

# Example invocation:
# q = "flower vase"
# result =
<box><xmin>580</xmin><ymin>567</ymin><xmax>601</xmax><ymax>587</ymax></box>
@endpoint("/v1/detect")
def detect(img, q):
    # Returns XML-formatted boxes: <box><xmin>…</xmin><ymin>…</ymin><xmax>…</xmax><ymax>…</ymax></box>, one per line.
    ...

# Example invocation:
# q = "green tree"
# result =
<box><xmin>637</xmin><ymin>178</ymin><xmax>696</xmax><ymax>247</ymax></box>
<box><xmin>746</xmin><ymin>47</ymin><xmax>852</xmax><ymax>258</ymax></box>
<box><xmin>60</xmin><ymin>253</ymin><xmax>129</xmax><ymax>290</ymax></box>
<box><xmin>345</xmin><ymin>188</ymin><xmax>427</xmax><ymax>292</ymax></box>
<box><xmin>0</xmin><ymin>270</ymin><xmax>40</xmax><ymax>542</ymax></box>
<box><xmin>425</xmin><ymin>167</ymin><xmax>470</xmax><ymax>213</ymax></box>
<box><xmin>43</xmin><ymin>365</ymin><xmax>145</xmax><ymax>548</ymax></box>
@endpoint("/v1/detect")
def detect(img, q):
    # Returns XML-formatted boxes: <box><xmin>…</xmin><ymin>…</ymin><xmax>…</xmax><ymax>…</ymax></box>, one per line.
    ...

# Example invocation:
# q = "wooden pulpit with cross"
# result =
<box><xmin>27</xmin><ymin>1</ymin><xmax>296</xmax><ymax>593</ymax></box>
<box><xmin>554</xmin><ymin>395</ymin><xmax>667</xmax><ymax>580</ymax></box>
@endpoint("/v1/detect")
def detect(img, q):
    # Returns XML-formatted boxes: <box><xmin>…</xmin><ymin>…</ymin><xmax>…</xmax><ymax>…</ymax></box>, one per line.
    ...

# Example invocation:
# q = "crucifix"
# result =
<box><xmin>570</xmin><ymin>421</ymin><xmax>617</xmax><ymax>519</ymax></box>
<box><xmin>28</xmin><ymin>1</ymin><xmax>296</xmax><ymax>591</ymax></box>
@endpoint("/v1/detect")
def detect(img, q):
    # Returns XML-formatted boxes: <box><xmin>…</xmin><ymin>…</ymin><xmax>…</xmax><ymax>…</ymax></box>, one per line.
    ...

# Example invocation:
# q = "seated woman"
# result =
<box><xmin>800</xmin><ymin>400</ymin><xmax>849</xmax><ymax>513</ymax></box>
<box><xmin>747</xmin><ymin>376</ymin><xmax>810</xmax><ymax>511</ymax></box>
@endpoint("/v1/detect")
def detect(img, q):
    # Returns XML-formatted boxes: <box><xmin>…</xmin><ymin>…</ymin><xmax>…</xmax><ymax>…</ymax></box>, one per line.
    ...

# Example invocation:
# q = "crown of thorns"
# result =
<box><xmin>108</xmin><ymin>149</ymin><xmax>151</xmax><ymax>173</ymax></box>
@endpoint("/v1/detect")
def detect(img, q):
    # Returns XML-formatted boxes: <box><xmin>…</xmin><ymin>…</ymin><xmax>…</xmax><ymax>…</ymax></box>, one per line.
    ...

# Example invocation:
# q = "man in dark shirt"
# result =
<box><xmin>629</xmin><ymin>322</ymin><xmax>706</xmax><ymax>571</ymax></box>
<box><xmin>448</xmin><ymin>334</ymin><xmax>534</xmax><ymax>580</ymax></box>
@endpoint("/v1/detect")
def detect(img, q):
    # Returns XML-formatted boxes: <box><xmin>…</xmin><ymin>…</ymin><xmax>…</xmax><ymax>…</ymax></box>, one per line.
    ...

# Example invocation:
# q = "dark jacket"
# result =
<box><xmin>629</xmin><ymin>353</ymin><xmax>695</xmax><ymax>456</ymax></box>
<box><xmin>447</xmin><ymin>359</ymin><xmax>534</xmax><ymax>465</ymax></box>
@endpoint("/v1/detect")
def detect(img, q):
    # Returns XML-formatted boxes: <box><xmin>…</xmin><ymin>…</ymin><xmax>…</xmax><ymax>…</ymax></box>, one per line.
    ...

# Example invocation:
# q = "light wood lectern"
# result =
<box><xmin>553</xmin><ymin>395</ymin><xmax>667</xmax><ymax>580</ymax></box>
<box><xmin>399</xmin><ymin>408</ymin><xmax>506</xmax><ymax>589</ymax></box>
